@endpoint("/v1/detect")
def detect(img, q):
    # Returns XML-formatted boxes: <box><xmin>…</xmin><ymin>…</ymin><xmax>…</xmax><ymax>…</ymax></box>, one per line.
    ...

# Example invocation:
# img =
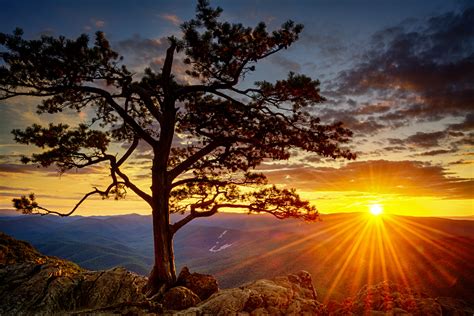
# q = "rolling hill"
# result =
<box><xmin>0</xmin><ymin>212</ymin><xmax>473</xmax><ymax>303</ymax></box>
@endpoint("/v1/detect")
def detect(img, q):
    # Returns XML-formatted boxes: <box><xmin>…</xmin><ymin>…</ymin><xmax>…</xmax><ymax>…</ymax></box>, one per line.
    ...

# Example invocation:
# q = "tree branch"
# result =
<box><xmin>0</xmin><ymin>88</ymin><xmax>58</xmax><ymax>100</ymax></box>
<box><xmin>171</xmin><ymin>173</ymin><xmax>265</xmax><ymax>189</ymax></box>
<box><xmin>113</xmin><ymin>166</ymin><xmax>152</xmax><ymax>205</ymax></box>
<box><xmin>76</xmin><ymin>86</ymin><xmax>157</xmax><ymax>145</ymax></box>
<box><xmin>171</xmin><ymin>190</ymin><xmax>319</xmax><ymax>234</ymax></box>
<box><xmin>170</xmin><ymin>200</ymin><xmax>218</xmax><ymax>234</ymax></box>
<box><xmin>13</xmin><ymin>182</ymin><xmax>120</xmax><ymax>217</ymax></box>
<box><xmin>37</xmin><ymin>190</ymin><xmax>100</xmax><ymax>216</ymax></box>
<box><xmin>5</xmin><ymin>84</ymin><xmax>158</xmax><ymax>145</ymax></box>
<box><xmin>162</xmin><ymin>40</ymin><xmax>176</xmax><ymax>99</ymax></box>
<box><xmin>171</xmin><ymin>177</ymin><xmax>226</xmax><ymax>189</ymax></box>
<box><xmin>129</xmin><ymin>84</ymin><xmax>163</xmax><ymax>123</ymax></box>
<box><xmin>117</xmin><ymin>136</ymin><xmax>139</xmax><ymax>166</ymax></box>
<box><xmin>168</xmin><ymin>139</ymin><xmax>222</xmax><ymax>180</ymax></box>
<box><xmin>175</xmin><ymin>82</ymin><xmax>230</xmax><ymax>99</ymax></box>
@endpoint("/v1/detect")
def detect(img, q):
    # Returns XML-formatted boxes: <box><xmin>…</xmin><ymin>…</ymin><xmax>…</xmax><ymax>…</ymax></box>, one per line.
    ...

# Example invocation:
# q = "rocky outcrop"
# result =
<box><xmin>176</xmin><ymin>266</ymin><xmax>219</xmax><ymax>301</ymax></box>
<box><xmin>1</xmin><ymin>232</ymin><xmax>473</xmax><ymax>315</ymax></box>
<box><xmin>0</xmin><ymin>232</ymin><xmax>153</xmax><ymax>315</ymax></box>
<box><xmin>175</xmin><ymin>270</ymin><xmax>324</xmax><ymax>315</ymax></box>
<box><xmin>0</xmin><ymin>231</ymin><xmax>45</xmax><ymax>264</ymax></box>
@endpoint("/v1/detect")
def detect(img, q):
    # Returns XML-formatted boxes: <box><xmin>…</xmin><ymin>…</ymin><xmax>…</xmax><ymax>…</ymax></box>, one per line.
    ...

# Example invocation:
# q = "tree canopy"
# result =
<box><xmin>1</xmin><ymin>0</ymin><xmax>355</xmax><ymax>290</ymax></box>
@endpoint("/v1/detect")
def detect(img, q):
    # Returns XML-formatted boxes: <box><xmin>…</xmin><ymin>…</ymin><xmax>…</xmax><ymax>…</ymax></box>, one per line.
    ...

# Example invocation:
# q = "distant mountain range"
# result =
<box><xmin>0</xmin><ymin>211</ymin><xmax>473</xmax><ymax>303</ymax></box>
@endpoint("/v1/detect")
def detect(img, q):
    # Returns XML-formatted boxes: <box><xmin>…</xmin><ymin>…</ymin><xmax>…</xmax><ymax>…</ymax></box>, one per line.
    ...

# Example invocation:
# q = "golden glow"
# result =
<box><xmin>369</xmin><ymin>204</ymin><xmax>383</xmax><ymax>216</ymax></box>
<box><xmin>209</xmin><ymin>212</ymin><xmax>471</xmax><ymax>311</ymax></box>
<box><xmin>300</xmin><ymin>191</ymin><xmax>473</xmax><ymax>218</ymax></box>
<box><xmin>1</xmin><ymin>155</ymin><xmax>473</xmax><ymax>216</ymax></box>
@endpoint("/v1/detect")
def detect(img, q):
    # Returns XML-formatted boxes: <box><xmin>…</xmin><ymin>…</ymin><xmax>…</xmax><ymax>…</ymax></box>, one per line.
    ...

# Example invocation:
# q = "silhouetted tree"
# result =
<box><xmin>0</xmin><ymin>0</ymin><xmax>355</xmax><ymax>295</ymax></box>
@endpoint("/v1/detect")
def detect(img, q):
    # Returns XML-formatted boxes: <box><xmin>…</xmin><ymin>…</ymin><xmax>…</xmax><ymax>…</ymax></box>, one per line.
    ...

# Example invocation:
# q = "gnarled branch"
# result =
<box><xmin>168</xmin><ymin>139</ymin><xmax>223</xmax><ymax>179</ymax></box>
<box><xmin>12</xmin><ymin>182</ymin><xmax>125</xmax><ymax>217</ymax></box>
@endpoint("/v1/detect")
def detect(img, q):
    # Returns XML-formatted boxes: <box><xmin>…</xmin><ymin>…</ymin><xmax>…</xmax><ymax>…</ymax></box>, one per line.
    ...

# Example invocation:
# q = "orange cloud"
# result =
<box><xmin>262</xmin><ymin>160</ymin><xmax>474</xmax><ymax>200</ymax></box>
<box><xmin>160</xmin><ymin>14</ymin><xmax>181</xmax><ymax>26</ymax></box>
<box><xmin>94</xmin><ymin>19</ymin><xmax>106</xmax><ymax>28</ymax></box>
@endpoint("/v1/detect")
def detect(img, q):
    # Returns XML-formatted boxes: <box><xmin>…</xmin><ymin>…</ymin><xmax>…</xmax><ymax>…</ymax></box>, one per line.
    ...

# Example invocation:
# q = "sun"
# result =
<box><xmin>369</xmin><ymin>204</ymin><xmax>383</xmax><ymax>216</ymax></box>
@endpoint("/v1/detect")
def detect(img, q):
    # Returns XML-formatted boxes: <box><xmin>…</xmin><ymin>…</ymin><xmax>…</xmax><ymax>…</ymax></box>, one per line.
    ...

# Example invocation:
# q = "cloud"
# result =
<box><xmin>335</xmin><ymin>6</ymin><xmax>474</xmax><ymax>124</ymax></box>
<box><xmin>263</xmin><ymin>159</ymin><xmax>474</xmax><ymax>199</ymax></box>
<box><xmin>90</xmin><ymin>18</ymin><xmax>106</xmax><ymax>28</ymax></box>
<box><xmin>448</xmin><ymin>159</ymin><xmax>472</xmax><ymax>165</ymax></box>
<box><xmin>385</xmin><ymin>122</ymin><xmax>471</xmax><ymax>154</ymax></box>
<box><xmin>453</xmin><ymin>133</ymin><xmax>474</xmax><ymax>147</ymax></box>
<box><xmin>86</xmin><ymin>19</ymin><xmax>106</xmax><ymax>30</ymax></box>
<box><xmin>383</xmin><ymin>146</ymin><xmax>407</xmax><ymax>153</ymax></box>
<box><xmin>409</xmin><ymin>132</ymin><xmax>446</xmax><ymax>148</ymax></box>
<box><xmin>0</xmin><ymin>163</ymin><xmax>41</xmax><ymax>173</ymax></box>
<box><xmin>269</xmin><ymin>54</ymin><xmax>301</xmax><ymax>72</ymax></box>
<box><xmin>121</xmin><ymin>139</ymin><xmax>152</xmax><ymax>152</ymax></box>
<box><xmin>115</xmin><ymin>35</ymin><xmax>168</xmax><ymax>71</ymax></box>
<box><xmin>94</xmin><ymin>19</ymin><xmax>106</xmax><ymax>28</ymax></box>
<box><xmin>0</xmin><ymin>185</ymin><xmax>32</xmax><ymax>191</ymax></box>
<box><xmin>0</xmin><ymin>191</ymin><xmax>83</xmax><ymax>200</ymax></box>
<box><xmin>353</xmin><ymin>102</ymin><xmax>391</xmax><ymax>116</ymax></box>
<box><xmin>388</xmin><ymin>131</ymin><xmax>447</xmax><ymax>148</ymax></box>
<box><xmin>448</xmin><ymin>113</ymin><xmax>474</xmax><ymax>131</ymax></box>
<box><xmin>0</xmin><ymin>163</ymin><xmax>103</xmax><ymax>176</ymax></box>
<box><xmin>416</xmin><ymin>149</ymin><xmax>456</xmax><ymax>156</ymax></box>
<box><xmin>120</xmin><ymin>139</ymin><xmax>154</xmax><ymax>161</ymax></box>
<box><xmin>160</xmin><ymin>14</ymin><xmax>181</xmax><ymax>26</ymax></box>
<box><xmin>299</xmin><ymin>29</ymin><xmax>348</xmax><ymax>60</ymax></box>
<box><xmin>320</xmin><ymin>108</ymin><xmax>386</xmax><ymax>136</ymax></box>
<box><xmin>115</xmin><ymin>35</ymin><xmax>193</xmax><ymax>84</ymax></box>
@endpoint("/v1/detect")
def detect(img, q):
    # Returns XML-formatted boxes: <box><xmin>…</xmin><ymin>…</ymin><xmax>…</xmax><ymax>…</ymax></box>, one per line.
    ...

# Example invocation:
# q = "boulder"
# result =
<box><xmin>177</xmin><ymin>266</ymin><xmax>219</xmax><ymax>300</ymax></box>
<box><xmin>162</xmin><ymin>286</ymin><xmax>201</xmax><ymax>311</ymax></box>
<box><xmin>415</xmin><ymin>298</ymin><xmax>442</xmax><ymax>315</ymax></box>
<box><xmin>75</xmin><ymin>267</ymin><xmax>148</xmax><ymax>308</ymax></box>
<box><xmin>177</xmin><ymin>270</ymin><xmax>324</xmax><ymax>315</ymax></box>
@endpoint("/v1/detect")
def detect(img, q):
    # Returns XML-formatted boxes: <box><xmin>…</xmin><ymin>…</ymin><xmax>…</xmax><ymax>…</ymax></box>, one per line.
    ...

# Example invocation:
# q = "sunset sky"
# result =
<box><xmin>0</xmin><ymin>0</ymin><xmax>472</xmax><ymax>217</ymax></box>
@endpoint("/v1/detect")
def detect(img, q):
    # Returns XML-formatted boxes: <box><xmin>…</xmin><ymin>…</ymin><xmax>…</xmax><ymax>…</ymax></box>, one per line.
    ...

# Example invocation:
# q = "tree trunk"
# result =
<box><xmin>145</xmin><ymin>98</ymin><xmax>178</xmax><ymax>297</ymax></box>
<box><xmin>144</xmin><ymin>167</ymin><xmax>176</xmax><ymax>296</ymax></box>
<box><xmin>145</xmin><ymin>209</ymin><xmax>176</xmax><ymax>296</ymax></box>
